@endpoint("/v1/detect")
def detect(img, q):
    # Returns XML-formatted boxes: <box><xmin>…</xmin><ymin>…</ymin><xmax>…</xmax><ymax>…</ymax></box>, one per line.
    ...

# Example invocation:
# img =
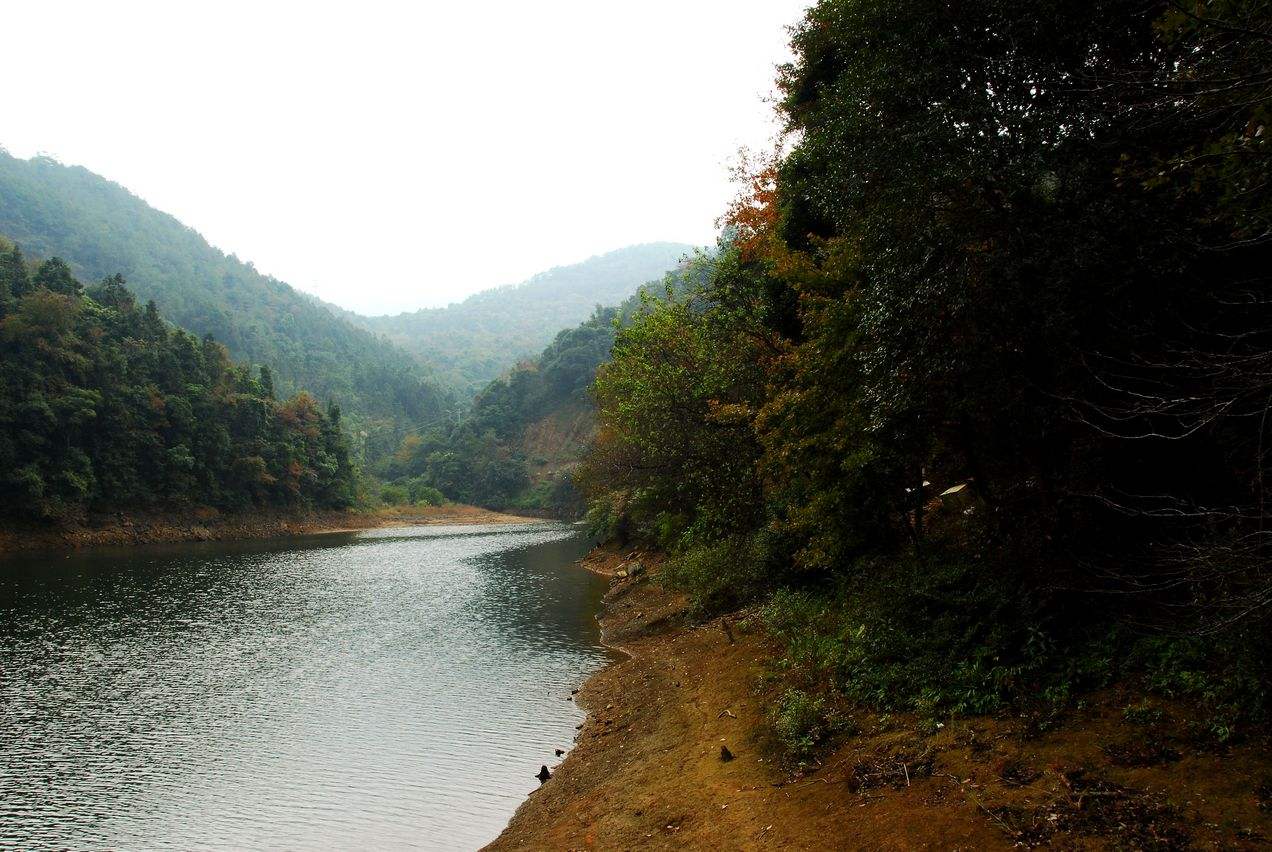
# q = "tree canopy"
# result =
<box><xmin>0</xmin><ymin>237</ymin><xmax>355</xmax><ymax>520</ymax></box>
<box><xmin>579</xmin><ymin>0</ymin><xmax>1272</xmax><ymax>723</ymax></box>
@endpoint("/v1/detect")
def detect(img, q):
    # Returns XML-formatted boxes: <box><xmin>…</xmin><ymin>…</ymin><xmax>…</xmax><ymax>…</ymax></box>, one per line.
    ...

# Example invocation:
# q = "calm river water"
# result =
<box><xmin>0</xmin><ymin>523</ymin><xmax>610</xmax><ymax>850</ymax></box>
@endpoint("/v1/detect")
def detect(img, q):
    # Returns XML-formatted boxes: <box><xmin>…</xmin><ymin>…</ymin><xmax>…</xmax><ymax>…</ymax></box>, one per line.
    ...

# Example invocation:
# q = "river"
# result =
<box><xmin>0</xmin><ymin>523</ymin><xmax>610</xmax><ymax>850</ymax></box>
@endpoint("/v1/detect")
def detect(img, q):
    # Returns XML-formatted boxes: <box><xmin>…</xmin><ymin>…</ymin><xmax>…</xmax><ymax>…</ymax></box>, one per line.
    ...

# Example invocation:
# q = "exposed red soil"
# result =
<box><xmin>488</xmin><ymin>547</ymin><xmax>1271</xmax><ymax>851</ymax></box>
<box><xmin>521</xmin><ymin>396</ymin><xmax>595</xmax><ymax>483</ymax></box>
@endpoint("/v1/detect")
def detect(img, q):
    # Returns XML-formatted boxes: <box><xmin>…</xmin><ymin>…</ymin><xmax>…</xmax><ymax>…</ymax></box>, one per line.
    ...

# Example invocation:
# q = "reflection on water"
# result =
<box><xmin>0</xmin><ymin>523</ymin><xmax>609</xmax><ymax>850</ymax></box>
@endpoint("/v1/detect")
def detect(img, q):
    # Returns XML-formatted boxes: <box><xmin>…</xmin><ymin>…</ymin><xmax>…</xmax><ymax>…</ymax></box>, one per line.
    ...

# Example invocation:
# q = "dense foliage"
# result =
<box><xmin>356</xmin><ymin>243</ymin><xmax>692</xmax><ymax>398</ymax></box>
<box><xmin>581</xmin><ymin>0</ymin><xmax>1272</xmax><ymax>727</ymax></box>
<box><xmin>0</xmin><ymin>151</ymin><xmax>452</xmax><ymax>460</ymax></box>
<box><xmin>0</xmin><ymin>238</ymin><xmax>355</xmax><ymax>520</ymax></box>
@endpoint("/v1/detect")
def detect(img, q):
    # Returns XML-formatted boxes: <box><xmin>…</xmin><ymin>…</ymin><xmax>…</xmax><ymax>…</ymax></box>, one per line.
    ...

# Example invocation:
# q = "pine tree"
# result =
<box><xmin>0</xmin><ymin>244</ymin><xmax>29</xmax><ymax>304</ymax></box>
<box><xmin>259</xmin><ymin>365</ymin><xmax>275</xmax><ymax>399</ymax></box>
<box><xmin>33</xmin><ymin>257</ymin><xmax>82</xmax><ymax>296</ymax></box>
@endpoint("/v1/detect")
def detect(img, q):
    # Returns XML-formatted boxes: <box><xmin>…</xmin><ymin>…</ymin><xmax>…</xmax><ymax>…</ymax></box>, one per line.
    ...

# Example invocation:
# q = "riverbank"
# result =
<box><xmin>0</xmin><ymin>504</ymin><xmax>543</xmax><ymax>556</ymax></box>
<box><xmin>489</xmin><ymin>547</ymin><xmax>1272</xmax><ymax>850</ymax></box>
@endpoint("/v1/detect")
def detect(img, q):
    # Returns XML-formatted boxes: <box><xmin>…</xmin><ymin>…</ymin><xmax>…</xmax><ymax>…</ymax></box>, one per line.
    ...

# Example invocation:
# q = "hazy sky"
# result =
<box><xmin>1</xmin><ymin>1</ymin><xmax>807</xmax><ymax>315</ymax></box>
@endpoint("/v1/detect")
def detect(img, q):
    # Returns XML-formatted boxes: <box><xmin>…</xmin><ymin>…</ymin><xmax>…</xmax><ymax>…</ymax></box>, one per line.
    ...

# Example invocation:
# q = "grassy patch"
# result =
<box><xmin>764</xmin><ymin>553</ymin><xmax>1053</xmax><ymax>717</ymax></box>
<box><xmin>769</xmin><ymin>688</ymin><xmax>830</xmax><ymax>764</ymax></box>
<box><xmin>758</xmin><ymin>549</ymin><xmax>1270</xmax><ymax>735</ymax></box>
<box><xmin>1128</xmin><ymin>633</ymin><xmax>1269</xmax><ymax>744</ymax></box>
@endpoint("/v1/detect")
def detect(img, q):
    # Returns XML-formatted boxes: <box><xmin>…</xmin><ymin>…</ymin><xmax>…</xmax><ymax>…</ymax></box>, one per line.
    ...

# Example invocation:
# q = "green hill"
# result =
<box><xmin>0</xmin><ymin>150</ymin><xmax>452</xmax><ymax>457</ymax></box>
<box><xmin>356</xmin><ymin>243</ymin><xmax>694</xmax><ymax>398</ymax></box>
<box><xmin>376</xmin><ymin>255</ymin><xmax>711</xmax><ymax>515</ymax></box>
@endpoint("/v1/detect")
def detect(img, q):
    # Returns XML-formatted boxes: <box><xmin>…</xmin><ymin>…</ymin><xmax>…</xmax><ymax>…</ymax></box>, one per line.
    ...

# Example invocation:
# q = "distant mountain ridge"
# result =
<box><xmin>353</xmin><ymin>242</ymin><xmax>695</xmax><ymax>398</ymax></box>
<box><xmin>0</xmin><ymin>150</ymin><xmax>451</xmax><ymax>456</ymax></box>
<box><xmin>372</xmin><ymin>254</ymin><xmax>713</xmax><ymax>516</ymax></box>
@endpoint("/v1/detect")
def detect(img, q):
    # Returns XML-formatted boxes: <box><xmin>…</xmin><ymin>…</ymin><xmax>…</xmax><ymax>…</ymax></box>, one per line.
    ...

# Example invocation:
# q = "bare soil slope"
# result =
<box><xmin>489</xmin><ymin>550</ymin><xmax>1271</xmax><ymax>851</ymax></box>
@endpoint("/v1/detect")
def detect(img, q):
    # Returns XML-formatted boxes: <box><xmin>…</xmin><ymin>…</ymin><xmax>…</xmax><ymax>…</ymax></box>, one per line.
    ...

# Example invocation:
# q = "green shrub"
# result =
<box><xmin>379</xmin><ymin>484</ymin><xmax>409</xmax><ymax>506</ymax></box>
<box><xmin>664</xmin><ymin>533</ymin><xmax>781</xmax><ymax>616</ymax></box>
<box><xmin>510</xmin><ymin>480</ymin><xmax>551</xmax><ymax>511</ymax></box>
<box><xmin>770</xmin><ymin>688</ymin><xmax>829</xmax><ymax>764</ymax></box>
<box><xmin>407</xmin><ymin>480</ymin><xmax>445</xmax><ymax>506</ymax></box>
<box><xmin>764</xmin><ymin>552</ymin><xmax>1051</xmax><ymax>716</ymax></box>
<box><xmin>1122</xmin><ymin>700</ymin><xmax>1164</xmax><ymax>727</ymax></box>
<box><xmin>762</xmin><ymin>552</ymin><xmax>1270</xmax><ymax>729</ymax></box>
<box><xmin>584</xmin><ymin>493</ymin><xmax>629</xmax><ymax>542</ymax></box>
<box><xmin>414</xmin><ymin>492</ymin><xmax>444</xmax><ymax>508</ymax></box>
<box><xmin>1129</xmin><ymin>632</ymin><xmax>1269</xmax><ymax>742</ymax></box>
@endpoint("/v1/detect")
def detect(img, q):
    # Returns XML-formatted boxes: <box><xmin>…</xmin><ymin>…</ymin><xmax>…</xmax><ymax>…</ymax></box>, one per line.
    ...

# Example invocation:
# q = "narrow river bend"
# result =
<box><xmin>0</xmin><ymin>523</ymin><xmax>609</xmax><ymax>850</ymax></box>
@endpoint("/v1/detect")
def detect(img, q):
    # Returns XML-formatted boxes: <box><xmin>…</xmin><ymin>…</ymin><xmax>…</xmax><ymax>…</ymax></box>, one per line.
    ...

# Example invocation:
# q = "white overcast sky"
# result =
<box><xmin>1</xmin><ymin>1</ymin><xmax>807</xmax><ymax>315</ymax></box>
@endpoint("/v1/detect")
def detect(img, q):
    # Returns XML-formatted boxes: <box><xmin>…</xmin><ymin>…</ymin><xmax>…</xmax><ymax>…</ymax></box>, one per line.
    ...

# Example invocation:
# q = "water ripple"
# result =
<box><xmin>0</xmin><ymin>524</ymin><xmax>609</xmax><ymax>850</ymax></box>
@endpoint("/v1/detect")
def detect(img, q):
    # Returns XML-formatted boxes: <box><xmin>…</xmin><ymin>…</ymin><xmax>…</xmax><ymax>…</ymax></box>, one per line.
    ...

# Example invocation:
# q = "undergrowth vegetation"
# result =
<box><xmin>769</xmin><ymin>688</ymin><xmax>832</xmax><ymax>764</ymax></box>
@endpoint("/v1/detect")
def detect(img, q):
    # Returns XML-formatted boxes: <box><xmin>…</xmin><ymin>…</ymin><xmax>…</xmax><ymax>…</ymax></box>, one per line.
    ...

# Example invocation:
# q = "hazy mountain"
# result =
<box><xmin>355</xmin><ymin>242</ymin><xmax>695</xmax><ymax>398</ymax></box>
<box><xmin>0</xmin><ymin>150</ymin><xmax>452</xmax><ymax>454</ymax></box>
<box><xmin>374</xmin><ymin>255</ymin><xmax>713</xmax><ymax>516</ymax></box>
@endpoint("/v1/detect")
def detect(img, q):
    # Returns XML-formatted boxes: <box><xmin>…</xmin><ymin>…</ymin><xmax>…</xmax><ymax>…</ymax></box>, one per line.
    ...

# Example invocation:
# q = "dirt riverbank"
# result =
<box><xmin>489</xmin><ymin>547</ymin><xmax>1271</xmax><ymax>850</ymax></box>
<box><xmin>0</xmin><ymin>504</ymin><xmax>543</xmax><ymax>556</ymax></box>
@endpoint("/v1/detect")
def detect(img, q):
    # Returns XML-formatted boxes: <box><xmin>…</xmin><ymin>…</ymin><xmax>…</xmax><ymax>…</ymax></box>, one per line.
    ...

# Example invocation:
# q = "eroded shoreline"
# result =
<box><xmin>488</xmin><ymin>547</ymin><xmax>1272</xmax><ymax>850</ymax></box>
<box><xmin>0</xmin><ymin>504</ymin><xmax>544</xmax><ymax>556</ymax></box>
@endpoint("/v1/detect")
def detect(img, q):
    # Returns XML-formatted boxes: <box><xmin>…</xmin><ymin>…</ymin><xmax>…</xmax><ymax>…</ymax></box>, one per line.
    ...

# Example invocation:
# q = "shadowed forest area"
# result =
<box><xmin>574</xmin><ymin>0</ymin><xmax>1272</xmax><ymax>746</ymax></box>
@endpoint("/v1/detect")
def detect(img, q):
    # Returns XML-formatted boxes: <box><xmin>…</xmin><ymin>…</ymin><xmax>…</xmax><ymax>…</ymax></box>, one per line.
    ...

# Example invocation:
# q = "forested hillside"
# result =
<box><xmin>0</xmin><ymin>237</ymin><xmax>354</xmax><ymax>520</ymax></box>
<box><xmin>356</xmin><ymin>243</ymin><xmax>693</xmax><ymax>397</ymax></box>
<box><xmin>0</xmin><ymin>151</ymin><xmax>452</xmax><ymax>456</ymax></box>
<box><xmin>579</xmin><ymin>0</ymin><xmax>1271</xmax><ymax>744</ymax></box>
<box><xmin>373</xmin><ymin>259</ymin><xmax>708</xmax><ymax>515</ymax></box>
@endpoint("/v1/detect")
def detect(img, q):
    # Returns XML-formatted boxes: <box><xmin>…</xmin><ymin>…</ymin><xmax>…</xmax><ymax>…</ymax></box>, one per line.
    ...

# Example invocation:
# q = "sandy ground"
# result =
<box><xmin>0</xmin><ymin>503</ymin><xmax>543</xmax><ymax>555</ymax></box>
<box><xmin>363</xmin><ymin>504</ymin><xmax>546</xmax><ymax>529</ymax></box>
<box><xmin>488</xmin><ymin>548</ymin><xmax>1272</xmax><ymax>851</ymax></box>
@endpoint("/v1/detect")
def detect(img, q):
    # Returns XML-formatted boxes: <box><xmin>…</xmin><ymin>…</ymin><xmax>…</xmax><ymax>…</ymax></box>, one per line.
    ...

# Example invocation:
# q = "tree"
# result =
<box><xmin>33</xmin><ymin>257</ymin><xmax>82</xmax><ymax>296</ymax></box>
<box><xmin>87</xmin><ymin>273</ymin><xmax>135</xmax><ymax>310</ymax></box>
<box><xmin>0</xmin><ymin>244</ymin><xmax>28</xmax><ymax>307</ymax></box>
<box><xmin>259</xmin><ymin>364</ymin><xmax>275</xmax><ymax>399</ymax></box>
<box><xmin>581</xmin><ymin>284</ymin><xmax>767</xmax><ymax>546</ymax></box>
